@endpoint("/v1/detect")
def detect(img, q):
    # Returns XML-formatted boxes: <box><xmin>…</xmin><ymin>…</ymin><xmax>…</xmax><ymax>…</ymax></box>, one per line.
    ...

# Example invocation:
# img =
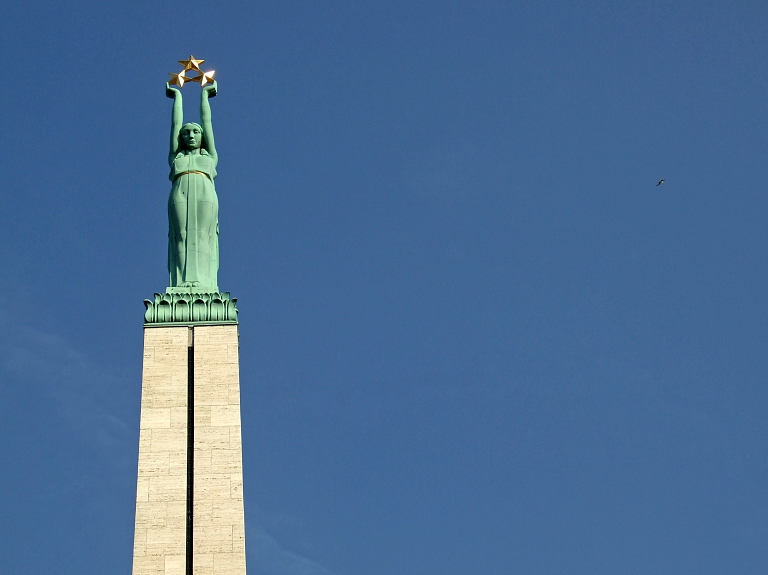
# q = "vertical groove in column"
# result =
<box><xmin>186</xmin><ymin>328</ymin><xmax>194</xmax><ymax>575</ymax></box>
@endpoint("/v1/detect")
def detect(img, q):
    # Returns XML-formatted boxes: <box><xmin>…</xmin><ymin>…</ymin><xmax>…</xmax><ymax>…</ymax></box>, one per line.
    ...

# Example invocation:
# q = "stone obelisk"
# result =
<box><xmin>131</xmin><ymin>58</ymin><xmax>246</xmax><ymax>575</ymax></box>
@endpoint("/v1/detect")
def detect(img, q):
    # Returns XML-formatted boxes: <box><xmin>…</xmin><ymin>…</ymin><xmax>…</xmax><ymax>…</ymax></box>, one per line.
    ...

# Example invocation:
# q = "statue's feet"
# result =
<box><xmin>181</xmin><ymin>281</ymin><xmax>201</xmax><ymax>288</ymax></box>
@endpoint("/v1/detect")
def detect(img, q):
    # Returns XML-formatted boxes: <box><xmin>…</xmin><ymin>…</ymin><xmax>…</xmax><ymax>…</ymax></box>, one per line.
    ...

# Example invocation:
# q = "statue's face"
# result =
<box><xmin>181</xmin><ymin>125</ymin><xmax>203</xmax><ymax>150</ymax></box>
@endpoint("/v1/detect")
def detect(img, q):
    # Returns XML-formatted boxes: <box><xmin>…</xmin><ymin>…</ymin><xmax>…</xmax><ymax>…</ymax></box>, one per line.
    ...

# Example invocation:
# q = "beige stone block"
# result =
<box><xmin>194</xmin><ymin>448</ymin><xmax>212</xmax><ymax>473</ymax></box>
<box><xmin>140</xmin><ymin>376</ymin><xmax>174</xmax><ymax>393</ymax></box>
<box><xmin>133</xmin><ymin>527</ymin><xmax>147</xmax><ymax>557</ymax></box>
<box><xmin>168</xmin><ymin>451</ymin><xmax>187</xmax><ymax>475</ymax></box>
<box><xmin>195</xmin><ymin>426</ymin><xmax>230</xmax><ymax>450</ymax></box>
<box><xmin>213</xmin><ymin>552</ymin><xmax>246</xmax><ymax>575</ymax></box>
<box><xmin>164</xmin><ymin>555</ymin><xmax>185</xmax><ymax>575</ymax></box>
<box><xmin>229</xmin><ymin>427</ymin><xmax>242</xmax><ymax>451</ymax></box>
<box><xmin>212</xmin><ymin>499</ymin><xmax>245</xmax><ymax>525</ymax></box>
<box><xmin>194</xmin><ymin>383</ymin><xmax>230</xmax><ymax>406</ymax></box>
<box><xmin>148</xmin><ymin>475</ymin><xmax>186</xmax><ymax>502</ymax></box>
<box><xmin>210</xmin><ymin>405</ymin><xmax>241</xmax><ymax>427</ymax></box>
<box><xmin>227</xmin><ymin>385</ymin><xmax>240</xmax><ymax>405</ymax></box>
<box><xmin>153</xmin><ymin>347</ymin><xmax>188</xmax><ymax>366</ymax></box>
<box><xmin>146</xmin><ymin>527</ymin><xmax>186</xmax><ymax>555</ymax></box>
<box><xmin>170</xmin><ymin>407</ymin><xmax>187</xmax><ymax>429</ymax></box>
<box><xmin>150</xmin><ymin>428</ymin><xmax>186</xmax><ymax>453</ymax></box>
<box><xmin>138</xmin><ymin>430</ymin><xmax>151</xmax><ymax>455</ymax></box>
<box><xmin>143</xmin><ymin>346</ymin><xmax>155</xmax><ymax>365</ymax></box>
<box><xmin>194</xmin><ymin>370</ymin><xmax>233</xmax><ymax>388</ymax></box>
<box><xmin>211</xmin><ymin>449</ymin><xmax>242</xmax><ymax>474</ymax></box>
<box><xmin>196</xmin><ymin>357</ymin><xmax>238</xmax><ymax>376</ymax></box>
<box><xmin>195</xmin><ymin>405</ymin><xmax>212</xmax><ymax>427</ymax></box>
<box><xmin>141</xmin><ymin>408</ymin><xmax>172</xmax><ymax>429</ymax></box>
<box><xmin>227</xmin><ymin>344</ymin><xmax>239</xmax><ymax>365</ymax></box>
<box><xmin>230</xmin><ymin>474</ymin><xmax>243</xmax><ymax>500</ymax></box>
<box><xmin>196</xmin><ymin>474</ymin><xmax>232</xmax><ymax>500</ymax></box>
<box><xmin>194</xmin><ymin>325</ymin><xmax>238</xmax><ymax>346</ymax></box>
<box><xmin>194</xmin><ymin>499</ymin><xmax>214</xmax><ymax>526</ymax></box>
<box><xmin>143</xmin><ymin>385</ymin><xmax>187</xmax><ymax>409</ymax></box>
<box><xmin>166</xmin><ymin>500</ymin><xmax>187</xmax><ymax>529</ymax></box>
<box><xmin>140</xmin><ymin>372</ymin><xmax>168</xmax><ymax>386</ymax></box>
<box><xmin>193</xmin><ymin>553</ymin><xmax>214</xmax><ymax>575</ymax></box>
<box><xmin>143</xmin><ymin>369</ymin><xmax>187</xmax><ymax>386</ymax></box>
<box><xmin>137</xmin><ymin>452</ymin><xmax>170</xmax><ymax>477</ymax></box>
<box><xmin>135</xmin><ymin>502</ymin><xmax>168</xmax><ymax>528</ymax></box>
<box><xmin>150</xmin><ymin>331</ymin><xmax>188</xmax><ymax>347</ymax></box>
<box><xmin>226</xmin><ymin>364</ymin><xmax>240</xmax><ymax>383</ymax></box>
<box><xmin>217</xmin><ymin>363</ymin><xmax>240</xmax><ymax>384</ymax></box>
<box><xmin>151</xmin><ymin>363</ymin><xmax>184</xmax><ymax>381</ymax></box>
<box><xmin>232</xmin><ymin>523</ymin><xmax>245</xmax><ymax>554</ymax></box>
<box><xmin>136</xmin><ymin>477</ymin><xmax>150</xmax><ymax>502</ymax></box>
<box><xmin>133</xmin><ymin>554</ymin><xmax>164</xmax><ymax>575</ymax></box>
<box><xmin>193</xmin><ymin>525</ymin><xmax>232</xmax><ymax>554</ymax></box>
<box><xmin>145</xmin><ymin>326</ymin><xmax>189</xmax><ymax>346</ymax></box>
<box><xmin>195</xmin><ymin>344</ymin><xmax>230</xmax><ymax>364</ymax></box>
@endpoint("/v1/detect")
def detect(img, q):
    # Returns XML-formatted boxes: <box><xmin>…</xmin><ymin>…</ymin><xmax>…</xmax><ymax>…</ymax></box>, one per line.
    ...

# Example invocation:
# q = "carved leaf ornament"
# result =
<box><xmin>144</xmin><ymin>292</ymin><xmax>238</xmax><ymax>324</ymax></box>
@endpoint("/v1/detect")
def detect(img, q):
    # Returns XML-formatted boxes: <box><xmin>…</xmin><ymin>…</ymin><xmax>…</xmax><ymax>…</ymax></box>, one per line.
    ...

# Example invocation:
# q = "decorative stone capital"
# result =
<box><xmin>144</xmin><ymin>291</ymin><xmax>238</xmax><ymax>324</ymax></box>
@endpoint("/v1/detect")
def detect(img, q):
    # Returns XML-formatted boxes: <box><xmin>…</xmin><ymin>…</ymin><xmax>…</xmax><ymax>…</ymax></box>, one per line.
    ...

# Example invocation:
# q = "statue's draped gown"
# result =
<box><xmin>168</xmin><ymin>150</ymin><xmax>219</xmax><ymax>289</ymax></box>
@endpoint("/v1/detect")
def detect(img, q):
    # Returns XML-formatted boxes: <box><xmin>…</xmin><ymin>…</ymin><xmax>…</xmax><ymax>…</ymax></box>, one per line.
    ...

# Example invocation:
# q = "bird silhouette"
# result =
<box><xmin>656</xmin><ymin>179</ymin><xmax>665</xmax><ymax>186</ymax></box>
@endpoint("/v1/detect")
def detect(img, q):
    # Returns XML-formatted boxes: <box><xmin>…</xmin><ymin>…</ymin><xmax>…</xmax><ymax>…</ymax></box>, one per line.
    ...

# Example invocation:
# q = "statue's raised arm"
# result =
<box><xmin>166</xmin><ymin>83</ymin><xmax>183</xmax><ymax>166</ymax></box>
<box><xmin>200</xmin><ymin>81</ymin><xmax>218</xmax><ymax>167</ymax></box>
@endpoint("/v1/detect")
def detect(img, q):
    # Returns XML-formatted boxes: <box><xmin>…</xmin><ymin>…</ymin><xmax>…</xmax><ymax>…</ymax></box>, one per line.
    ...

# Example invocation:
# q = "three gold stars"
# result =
<box><xmin>168</xmin><ymin>55</ymin><xmax>216</xmax><ymax>88</ymax></box>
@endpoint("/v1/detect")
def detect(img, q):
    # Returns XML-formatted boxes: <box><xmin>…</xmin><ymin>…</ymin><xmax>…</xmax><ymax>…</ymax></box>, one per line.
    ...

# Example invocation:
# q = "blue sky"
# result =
<box><xmin>1</xmin><ymin>1</ymin><xmax>768</xmax><ymax>573</ymax></box>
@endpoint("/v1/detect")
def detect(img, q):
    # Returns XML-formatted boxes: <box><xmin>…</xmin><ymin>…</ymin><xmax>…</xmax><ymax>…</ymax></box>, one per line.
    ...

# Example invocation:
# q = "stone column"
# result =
<box><xmin>132</xmin><ymin>322</ymin><xmax>246</xmax><ymax>575</ymax></box>
<box><xmin>192</xmin><ymin>325</ymin><xmax>246</xmax><ymax>575</ymax></box>
<box><xmin>132</xmin><ymin>327</ymin><xmax>190</xmax><ymax>575</ymax></box>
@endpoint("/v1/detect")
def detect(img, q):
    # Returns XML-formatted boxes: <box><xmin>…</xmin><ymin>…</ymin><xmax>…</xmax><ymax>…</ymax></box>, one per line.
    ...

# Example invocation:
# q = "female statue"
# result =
<box><xmin>165</xmin><ymin>81</ymin><xmax>219</xmax><ymax>290</ymax></box>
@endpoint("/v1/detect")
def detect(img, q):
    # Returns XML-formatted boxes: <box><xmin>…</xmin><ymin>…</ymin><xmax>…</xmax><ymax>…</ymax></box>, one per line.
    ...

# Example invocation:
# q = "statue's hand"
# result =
<box><xmin>203</xmin><ymin>81</ymin><xmax>217</xmax><ymax>99</ymax></box>
<box><xmin>166</xmin><ymin>82</ymin><xmax>181</xmax><ymax>99</ymax></box>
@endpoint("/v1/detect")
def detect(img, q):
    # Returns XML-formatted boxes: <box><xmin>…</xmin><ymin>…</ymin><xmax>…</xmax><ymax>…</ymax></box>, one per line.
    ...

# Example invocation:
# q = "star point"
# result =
<box><xmin>168</xmin><ymin>70</ymin><xmax>191</xmax><ymax>88</ymax></box>
<box><xmin>199</xmin><ymin>70</ymin><xmax>215</xmax><ymax>86</ymax></box>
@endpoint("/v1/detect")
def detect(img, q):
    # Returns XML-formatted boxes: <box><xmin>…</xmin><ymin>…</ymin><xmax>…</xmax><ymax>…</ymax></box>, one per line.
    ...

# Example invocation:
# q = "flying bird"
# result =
<box><xmin>656</xmin><ymin>179</ymin><xmax>665</xmax><ymax>186</ymax></box>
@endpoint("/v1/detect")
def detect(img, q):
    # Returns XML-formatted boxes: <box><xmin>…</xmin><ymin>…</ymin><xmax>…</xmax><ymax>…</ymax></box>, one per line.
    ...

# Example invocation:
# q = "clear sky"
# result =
<box><xmin>1</xmin><ymin>1</ymin><xmax>767</xmax><ymax>574</ymax></box>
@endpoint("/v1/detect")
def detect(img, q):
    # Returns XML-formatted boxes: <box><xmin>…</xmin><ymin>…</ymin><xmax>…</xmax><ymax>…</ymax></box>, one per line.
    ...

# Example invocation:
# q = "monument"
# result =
<box><xmin>131</xmin><ymin>57</ymin><xmax>246</xmax><ymax>575</ymax></box>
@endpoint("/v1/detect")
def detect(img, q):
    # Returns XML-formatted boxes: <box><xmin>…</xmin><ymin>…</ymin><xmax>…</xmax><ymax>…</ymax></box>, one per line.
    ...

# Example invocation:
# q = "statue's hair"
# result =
<box><xmin>179</xmin><ymin>122</ymin><xmax>206</xmax><ymax>151</ymax></box>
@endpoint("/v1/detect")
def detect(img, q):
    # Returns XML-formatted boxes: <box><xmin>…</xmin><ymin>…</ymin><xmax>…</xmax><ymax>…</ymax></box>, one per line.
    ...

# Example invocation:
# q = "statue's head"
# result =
<box><xmin>180</xmin><ymin>122</ymin><xmax>204</xmax><ymax>151</ymax></box>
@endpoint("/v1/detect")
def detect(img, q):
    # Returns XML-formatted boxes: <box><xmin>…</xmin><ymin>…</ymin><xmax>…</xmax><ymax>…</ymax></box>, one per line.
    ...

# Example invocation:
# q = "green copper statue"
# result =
<box><xmin>165</xmin><ymin>80</ymin><xmax>219</xmax><ymax>291</ymax></box>
<box><xmin>144</xmin><ymin>59</ymin><xmax>237</xmax><ymax>325</ymax></box>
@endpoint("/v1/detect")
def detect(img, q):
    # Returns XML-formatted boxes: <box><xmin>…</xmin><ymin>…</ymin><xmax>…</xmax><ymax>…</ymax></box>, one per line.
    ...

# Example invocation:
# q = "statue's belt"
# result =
<box><xmin>174</xmin><ymin>170</ymin><xmax>212</xmax><ymax>182</ymax></box>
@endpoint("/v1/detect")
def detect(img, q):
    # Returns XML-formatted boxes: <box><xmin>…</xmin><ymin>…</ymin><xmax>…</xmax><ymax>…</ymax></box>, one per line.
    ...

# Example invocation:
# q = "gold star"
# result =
<box><xmin>178</xmin><ymin>55</ymin><xmax>204</xmax><ymax>72</ymax></box>
<box><xmin>168</xmin><ymin>70</ymin><xmax>192</xmax><ymax>88</ymax></box>
<box><xmin>199</xmin><ymin>70</ymin><xmax>215</xmax><ymax>86</ymax></box>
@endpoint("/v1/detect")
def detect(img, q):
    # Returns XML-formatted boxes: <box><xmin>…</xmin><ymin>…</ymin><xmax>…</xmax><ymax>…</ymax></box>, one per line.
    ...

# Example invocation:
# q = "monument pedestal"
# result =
<box><xmin>132</xmin><ymin>323</ymin><xmax>246</xmax><ymax>575</ymax></box>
